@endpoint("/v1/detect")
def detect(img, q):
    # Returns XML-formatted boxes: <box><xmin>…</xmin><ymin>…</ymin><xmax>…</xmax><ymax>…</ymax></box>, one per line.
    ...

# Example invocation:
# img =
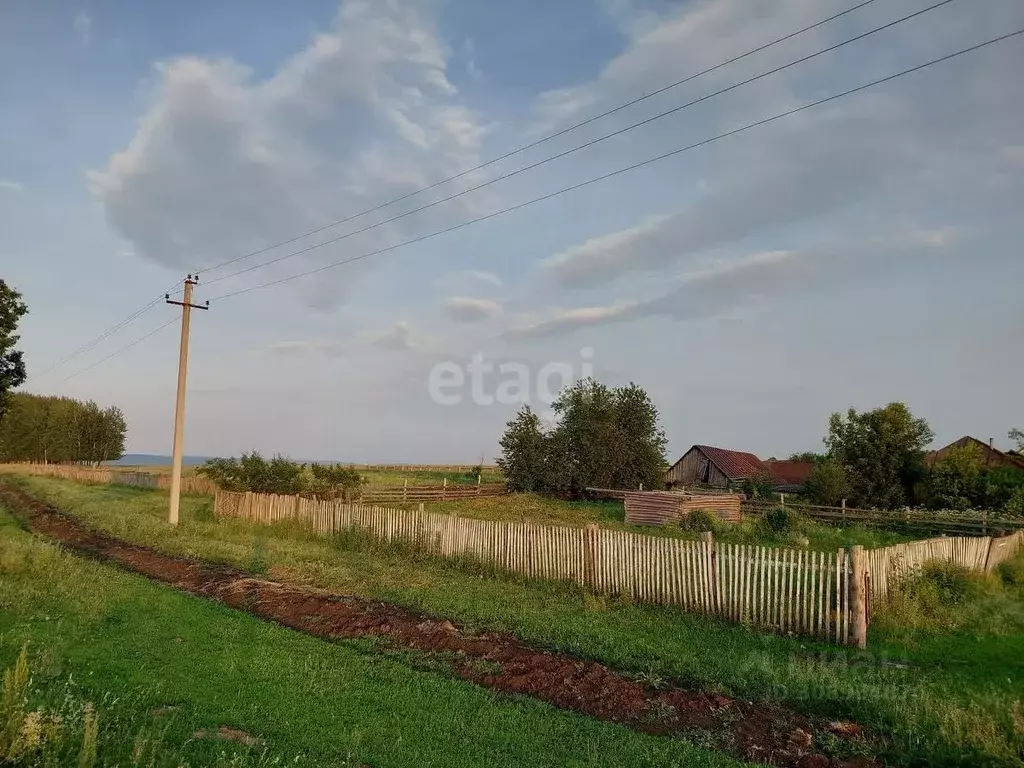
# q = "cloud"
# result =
<box><xmin>74</xmin><ymin>10</ymin><xmax>92</xmax><ymax>45</ymax></box>
<box><xmin>359</xmin><ymin>320</ymin><xmax>416</xmax><ymax>350</ymax></box>
<box><xmin>530</xmin><ymin>0</ymin><xmax>1024</xmax><ymax>290</ymax></box>
<box><xmin>0</xmin><ymin>180</ymin><xmax>24</xmax><ymax>194</ymax></box>
<box><xmin>89</xmin><ymin>0</ymin><xmax>487</xmax><ymax>307</ymax></box>
<box><xmin>443</xmin><ymin>296</ymin><xmax>502</xmax><ymax>323</ymax></box>
<box><xmin>509</xmin><ymin>230</ymin><xmax>959</xmax><ymax>340</ymax></box>
<box><xmin>437</xmin><ymin>269</ymin><xmax>503</xmax><ymax>290</ymax></box>
<box><xmin>266</xmin><ymin>339</ymin><xmax>347</xmax><ymax>357</ymax></box>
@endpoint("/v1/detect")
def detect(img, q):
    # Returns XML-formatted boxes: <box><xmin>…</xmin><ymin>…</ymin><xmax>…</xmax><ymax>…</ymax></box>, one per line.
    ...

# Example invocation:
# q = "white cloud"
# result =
<box><xmin>437</xmin><ymin>269</ymin><xmax>503</xmax><ymax>289</ymax></box>
<box><xmin>443</xmin><ymin>296</ymin><xmax>502</xmax><ymax>323</ymax></box>
<box><xmin>359</xmin><ymin>320</ymin><xmax>416</xmax><ymax>350</ymax></box>
<box><xmin>508</xmin><ymin>230</ymin><xmax>965</xmax><ymax>340</ymax></box>
<box><xmin>74</xmin><ymin>10</ymin><xmax>92</xmax><ymax>45</ymax></box>
<box><xmin>89</xmin><ymin>0</ymin><xmax>487</xmax><ymax>307</ymax></box>
<box><xmin>0</xmin><ymin>180</ymin><xmax>24</xmax><ymax>194</ymax></box>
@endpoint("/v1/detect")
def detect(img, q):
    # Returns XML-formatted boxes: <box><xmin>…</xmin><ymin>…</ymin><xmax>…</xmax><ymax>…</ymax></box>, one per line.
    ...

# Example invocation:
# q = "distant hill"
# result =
<box><xmin>107</xmin><ymin>454</ymin><xmax>212</xmax><ymax>467</ymax></box>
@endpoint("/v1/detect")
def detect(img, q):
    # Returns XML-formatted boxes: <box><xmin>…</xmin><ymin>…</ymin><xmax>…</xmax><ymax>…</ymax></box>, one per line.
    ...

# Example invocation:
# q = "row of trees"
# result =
<box><xmin>198</xmin><ymin>452</ymin><xmax>366</xmax><ymax>498</ymax></box>
<box><xmin>797</xmin><ymin>404</ymin><xmax>1024</xmax><ymax>514</ymax></box>
<box><xmin>0</xmin><ymin>393</ymin><xmax>127</xmax><ymax>464</ymax></box>
<box><xmin>498</xmin><ymin>379</ymin><xmax>667</xmax><ymax>495</ymax></box>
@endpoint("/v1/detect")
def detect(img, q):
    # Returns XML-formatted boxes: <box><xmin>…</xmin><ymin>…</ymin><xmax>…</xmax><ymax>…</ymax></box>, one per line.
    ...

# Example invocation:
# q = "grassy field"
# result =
<box><xmin>0</xmin><ymin>502</ymin><xmax>745</xmax><ymax>767</ymax></box>
<box><xmin>108</xmin><ymin>464</ymin><xmax>505</xmax><ymax>487</ymax></box>
<box><xmin>419</xmin><ymin>493</ymin><xmax>913</xmax><ymax>551</ymax></box>
<box><xmin>8</xmin><ymin>476</ymin><xmax>1024</xmax><ymax>766</ymax></box>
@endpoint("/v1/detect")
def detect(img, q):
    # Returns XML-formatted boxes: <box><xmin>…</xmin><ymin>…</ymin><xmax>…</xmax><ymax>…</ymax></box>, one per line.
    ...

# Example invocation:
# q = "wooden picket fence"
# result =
<box><xmin>0</xmin><ymin>463</ymin><xmax>218</xmax><ymax>495</ymax></box>
<box><xmin>866</xmin><ymin>530</ymin><xmax>1024</xmax><ymax>600</ymax></box>
<box><xmin>215</xmin><ymin>489</ymin><xmax>858</xmax><ymax>645</ymax></box>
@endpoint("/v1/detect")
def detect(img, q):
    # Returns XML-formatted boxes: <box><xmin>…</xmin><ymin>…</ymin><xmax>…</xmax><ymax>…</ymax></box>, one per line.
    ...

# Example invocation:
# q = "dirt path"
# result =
<box><xmin>0</xmin><ymin>482</ymin><xmax>875</xmax><ymax>768</ymax></box>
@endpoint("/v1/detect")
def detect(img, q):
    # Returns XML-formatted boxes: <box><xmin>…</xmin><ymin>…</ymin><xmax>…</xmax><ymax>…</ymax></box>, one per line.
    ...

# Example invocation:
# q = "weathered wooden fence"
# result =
<box><xmin>359</xmin><ymin>481</ymin><xmax>506</xmax><ymax>503</ymax></box>
<box><xmin>866</xmin><ymin>530</ymin><xmax>1024</xmax><ymax>599</ymax></box>
<box><xmin>741</xmin><ymin>499</ymin><xmax>1024</xmax><ymax>535</ymax></box>
<box><xmin>0</xmin><ymin>463</ymin><xmax>218</xmax><ymax>495</ymax></box>
<box><xmin>215</xmin><ymin>489</ymin><xmax>859</xmax><ymax>645</ymax></box>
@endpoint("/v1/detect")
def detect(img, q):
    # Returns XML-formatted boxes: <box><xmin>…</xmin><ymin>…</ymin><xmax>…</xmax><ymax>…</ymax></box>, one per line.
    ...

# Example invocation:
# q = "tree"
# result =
<box><xmin>1009</xmin><ymin>428</ymin><xmax>1024</xmax><ymax>453</ymax></box>
<box><xmin>496</xmin><ymin>406</ymin><xmax>549</xmax><ymax>492</ymax></box>
<box><xmin>788</xmin><ymin>451</ymin><xmax>825</xmax><ymax>463</ymax></box>
<box><xmin>496</xmin><ymin>379</ymin><xmax>667</xmax><ymax>496</ymax></box>
<box><xmin>742</xmin><ymin>470</ymin><xmax>777</xmax><ymax>500</ymax></box>
<box><xmin>923</xmin><ymin>443</ymin><xmax>984</xmax><ymax>510</ymax></box>
<box><xmin>0</xmin><ymin>393</ymin><xmax>126</xmax><ymax>463</ymax></box>
<box><xmin>0</xmin><ymin>280</ymin><xmax>28</xmax><ymax>421</ymax></box>
<box><xmin>805</xmin><ymin>459</ymin><xmax>850</xmax><ymax>506</ymax></box>
<box><xmin>825</xmin><ymin>402</ymin><xmax>933</xmax><ymax>508</ymax></box>
<box><xmin>308</xmin><ymin>463</ymin><xmax>365</xmax><ymax>499</ymax></box>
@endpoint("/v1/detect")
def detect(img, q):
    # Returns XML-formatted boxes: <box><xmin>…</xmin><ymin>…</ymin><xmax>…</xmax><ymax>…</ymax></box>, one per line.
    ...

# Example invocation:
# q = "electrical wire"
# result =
<box><xmin>202</xmin><ymin>0</ymin><xmax>958</xmax><ymax>288</ymax></box>
<box><xmin>206</xmin><ymin>28</ymin><xmax>1024</xmax><ymax>303</ymax></box>
<box><xmin>35</xmin><ymin>281</ymin><xmax>186</xmax><ymax>379</ymax></box>
<box><xmin>60</xmin><ymin>317</ymin><xmax>178</xmax><ymax>383</ymax></box>
<box><xmin>192</xmin><ymin>0</ymin><xmax>883</xmax><ymax>277</ymax></box>
<box><xmin>33</xmin><ymin>296</ymin><xmax>165</xmax><ymax>378</ymax></box>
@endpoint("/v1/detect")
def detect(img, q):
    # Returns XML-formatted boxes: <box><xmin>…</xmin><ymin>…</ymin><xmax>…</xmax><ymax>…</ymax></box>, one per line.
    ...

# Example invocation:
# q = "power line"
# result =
<box><xmin>193</xmin><ymin>0</ymin><xmax>882</xmax><ymax>277</ymax></box>
<box><xmin>203</xmin><ymin>0</ymin><xmax>958</xmax><ymax>289</ymax></box>
<box><xmin>207</xmin><ymin>28</ymin><xmax>1024</xmax><ymax>303</ymax></box>
<box><xmin>35</xmin><ymin>280</ymin><xmax>186</xmax><ymax>379</ymax></box>
<box><xmin>61</xmin><ymin>317</ymin><xmax>178</xmax><ymax>383</ymax></box>
<box><xmin>34</xmin><ymin>296</ymin><xmax>164</xmax><ymax>378</ymax></box>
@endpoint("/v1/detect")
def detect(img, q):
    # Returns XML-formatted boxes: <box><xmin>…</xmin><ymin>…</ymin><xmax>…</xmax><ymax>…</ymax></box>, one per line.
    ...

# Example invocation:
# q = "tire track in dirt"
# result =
<box><xmin>0</xmin><ymin>482</ymin><xmax>876</xmax><ymax>768</ymax></box>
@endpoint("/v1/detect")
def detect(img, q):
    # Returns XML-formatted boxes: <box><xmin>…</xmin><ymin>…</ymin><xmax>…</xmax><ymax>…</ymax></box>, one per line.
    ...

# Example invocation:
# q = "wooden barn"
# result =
<box><xmin>664</xmin><ymin>445</ymin><xmax>767</xmax><ymax>490</ymax></box>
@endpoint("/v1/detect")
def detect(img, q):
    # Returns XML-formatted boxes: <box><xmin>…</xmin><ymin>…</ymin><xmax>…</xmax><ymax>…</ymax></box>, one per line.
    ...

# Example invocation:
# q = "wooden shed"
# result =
<box><xmin>665</xmin><ymin>445</ymin><xmax>767</xmax><ymax>490</ymax></box>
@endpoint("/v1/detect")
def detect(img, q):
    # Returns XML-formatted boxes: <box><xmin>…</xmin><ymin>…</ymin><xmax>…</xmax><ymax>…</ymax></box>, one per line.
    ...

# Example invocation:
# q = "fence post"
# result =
<box><xmin>849</xmin><ymin>545</ymin><xmax>867</xmax><ymax>649</ymax></box>
<box><xmin>442</xmin><ymin>477</ymin><xmax>448</xmax><ymax>501</ymax></box>
<box><xmin>583</xmin><ymin>523</ymin><xmax>600</xmax><ymax>591</ymax></box>
<box><xmin>984</xmin><ymin>536</ymin><xmax>1001</xmax><ymax>572</ymax></box>
<box><xmin>780</xmin><ymin>492</ymin><xmax>785</xmax><ymax>508</ymax></box>
<box><xmin>403</xmin><ymin>479</ymin><xmax>408</xmax><ymax>503</ymax></box>
<box><xmin>841</xmin><ymin>498</ymin><xmax>846</xmax><ymax>519</ymax></box>
<box><xmin>700</xmin><ymin>531</ymin><xmax>717</xmax><ymax>612</ymax></box>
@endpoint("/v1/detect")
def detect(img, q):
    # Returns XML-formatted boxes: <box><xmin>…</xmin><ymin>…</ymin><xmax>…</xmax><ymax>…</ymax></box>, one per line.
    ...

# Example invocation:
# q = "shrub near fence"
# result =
<box><xmin>866</xmin><ymin>531</ymin><xmax>1024</xmax><ymax>600</ymax></box>
<box><xmin>215</xmin><ymin>489</ymin><xmax>858</xmax><ymax>645</ymax></box>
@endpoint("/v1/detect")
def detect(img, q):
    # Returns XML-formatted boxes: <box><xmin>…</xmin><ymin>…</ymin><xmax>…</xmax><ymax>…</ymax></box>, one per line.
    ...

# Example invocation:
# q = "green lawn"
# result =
<box><xmin>421</xmin><ymin>493</ymin><xmax>913</xmax><ymax>550</ymax></box>
<box><xmin>0</xmin><ymin>503</ymin><xmax>743</xmax><ymax>767</ymax></box>
<box><xmin>8</xmin><ymin>476</ymin><xmax>1024</xmax><ymax>767</ymax></box>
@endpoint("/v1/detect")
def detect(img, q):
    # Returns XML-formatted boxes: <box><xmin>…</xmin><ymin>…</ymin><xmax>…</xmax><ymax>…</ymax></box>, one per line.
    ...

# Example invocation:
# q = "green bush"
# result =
<box><xmin>875</xmin><ymin>561</ymin><xmax>998</xmax><ymax>632</ymax></box>
<box><xmin>757</xmin><ymin>506</ymin><xmax>802</xmax><ymax>538</ymax></box>
<box><xmin>1003</xmin><ymin>486</ymin><xmax>1024</xmax><ymax>518</ymax></box>
<box><xmin>996</xmin><ymin>556</ymin><xmax>1024</xmax><ymax>588</ymax></box>
<box><xmin>683</xmin><ymin>508</ymin><xmax>718</xmax><ymax>534</ymax></box>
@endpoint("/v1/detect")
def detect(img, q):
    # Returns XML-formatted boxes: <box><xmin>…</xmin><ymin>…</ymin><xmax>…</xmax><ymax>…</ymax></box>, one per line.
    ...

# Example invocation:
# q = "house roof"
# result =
<box><xmin>764</xmin><ymin>460</ymin><xmax>814</xmax><ymax>489</ymax></box>
<box><xmin>693</xmin><ymin>445</ymin><xmax>766</xmax><ymax>480</ymax></box>
<box><xmin>926</xmin><ymin>436</ymin><xmax>1024</xmax><ymax>471</ymax></box>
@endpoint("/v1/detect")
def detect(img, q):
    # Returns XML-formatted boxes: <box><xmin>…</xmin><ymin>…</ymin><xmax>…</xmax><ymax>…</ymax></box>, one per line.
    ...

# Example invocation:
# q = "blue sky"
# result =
<box><xmin>2</xmin><ymin>0</ymin><xmax>1022</xmax><ymax>462</ymax></box>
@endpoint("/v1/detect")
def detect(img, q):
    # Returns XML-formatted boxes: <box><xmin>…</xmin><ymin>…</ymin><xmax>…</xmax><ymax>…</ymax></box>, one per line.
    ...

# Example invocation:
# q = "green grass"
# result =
<box><xmin>0</xmin><ymin>503</ymin><xmax>742</xmax><ymax>767</ymax></box>
<box><xmin>422</xmin><ymin>493</ymin><xmax>912</xmax><ymax>551</ymax></box>
<box><xmin>9</xmin><ymin>476</ymin><xmax>1024</xmax><ymax>766</ymax></box>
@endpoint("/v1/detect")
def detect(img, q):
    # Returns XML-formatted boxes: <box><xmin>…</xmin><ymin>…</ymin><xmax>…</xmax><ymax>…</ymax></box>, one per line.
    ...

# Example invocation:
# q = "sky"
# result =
<box><xmin>1</xmin><ymin>0</ymin><xmax>1022</xmax><ymax>463</ymax></box>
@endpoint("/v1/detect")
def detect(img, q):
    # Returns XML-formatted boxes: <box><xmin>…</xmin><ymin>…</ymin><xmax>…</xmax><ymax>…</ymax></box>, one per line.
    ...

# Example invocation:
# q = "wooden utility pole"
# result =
<box><xmin>166</xmin><ymin>275</ymin><xmax>208</xmax><ymax>525</ymax></box>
